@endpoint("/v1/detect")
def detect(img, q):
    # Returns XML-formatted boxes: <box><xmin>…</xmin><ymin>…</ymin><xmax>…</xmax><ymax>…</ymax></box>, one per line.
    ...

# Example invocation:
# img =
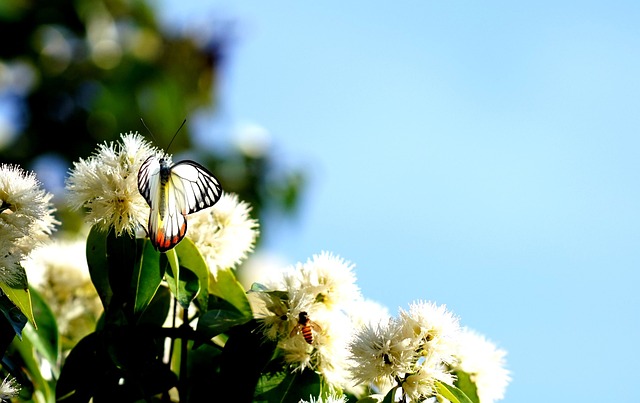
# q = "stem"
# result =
<box><xmin>179</xmin><ymin>307</ymin><xmax>190</xmax><ymax>401</ymax></box>
<box><xmin>161</xmin><ymin>297</ymin><xmax>179</xmax><ymax>402</ymax></box>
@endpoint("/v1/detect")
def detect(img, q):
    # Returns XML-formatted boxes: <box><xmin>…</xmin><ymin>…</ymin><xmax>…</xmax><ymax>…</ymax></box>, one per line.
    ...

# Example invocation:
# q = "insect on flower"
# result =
<box><xmin>137</xmin><ymin>120</ymin><xmax>223</xmax><ymax>252</ymax></box>
<box><xmin>290</xmin><ymin>311</ymin><xmax>322</xmax><ymax>345</ymax></box>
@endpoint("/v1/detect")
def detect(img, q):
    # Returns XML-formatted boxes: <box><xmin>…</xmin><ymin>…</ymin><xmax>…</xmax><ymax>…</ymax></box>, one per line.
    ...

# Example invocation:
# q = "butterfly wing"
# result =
<box><xmin>138</xmin><ymin>155</ymin><xmax>160</xmax><ymax>207</ymax></box>
<box><xmin>169</xmin><ymin>160</ymin><xmax>222</xmax><ymax>214</ymax></box>
<box><xmin>138</xmin><ymin>156</ymin><xmax>222</xmax><ymax>252</ymax></box>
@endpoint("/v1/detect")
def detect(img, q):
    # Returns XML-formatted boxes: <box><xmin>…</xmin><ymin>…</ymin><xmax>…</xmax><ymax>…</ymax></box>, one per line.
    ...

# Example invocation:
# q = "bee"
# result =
<box><xmin>290</xmin><ymin>311</ymin><xmax>322</xmax><ymax>345</ymax></box>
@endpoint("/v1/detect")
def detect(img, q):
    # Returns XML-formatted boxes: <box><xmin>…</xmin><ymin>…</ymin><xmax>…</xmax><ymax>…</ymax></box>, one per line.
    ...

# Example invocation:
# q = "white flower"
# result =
<box><xmin>350</xmin><ymin>301</ymin><xmax>461</xmax><ymax>401</ymax></box>
<box><xmin>452</xmin><ymin>328</ymin><xmax>511</xmax><ymax>403</ymax></box>
<box><xmin>299</xmin><ymin>393</ymin><xmax>347</xmax><ymax>403</ymax></box>
<box><xmin>397</xmin><ymin>300</ymin><xmax>460</xmax><ymax>365</ymax></box>
<box><xmin>0</xmin><ymin>164</ymin><xmax>56</xmax><ymax>286</ymax></box>
<box><xmin>252</xmin><ymin>252</ymin><xmax>359</xmax><ymax>388</ymax></box>
<box><xmin>284</xmin><ymin>252</ymin><xmax>361</xmax><ymax>312</ymax></box>
<box><xmin>348</xmin><ymin>298</ymin><xmax>391</xmax><ymax>330</ymax></box>
<box><xmin>349</xmin><ymin>317</ymin><xmax>414</xmax><ymax>388</ymax></box>
<box><xmin>65</xmin><ymin>132</ymin><xmax>159</xmax><ymax>236</ymax></box>
<box><xmin>187</xmin><ymin>192</ymin><xmax>259</xmax><ymax>274</ymax></box>
<box><xmin>0</xmin><ymin>374</ymin><xmax>21</xmax><ymax>400</ymax></box>
<box><xmin>23</xmin><ymin>237</ymin><xmax>102</xmax><ymax>349</ymax></box>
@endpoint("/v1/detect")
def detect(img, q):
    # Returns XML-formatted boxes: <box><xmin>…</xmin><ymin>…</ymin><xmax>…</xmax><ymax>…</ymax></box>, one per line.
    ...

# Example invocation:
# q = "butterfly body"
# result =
<box><xmin>138</xmin><ymin>155</ymin><xmax>222</xmax><ymax>252</ymax></box>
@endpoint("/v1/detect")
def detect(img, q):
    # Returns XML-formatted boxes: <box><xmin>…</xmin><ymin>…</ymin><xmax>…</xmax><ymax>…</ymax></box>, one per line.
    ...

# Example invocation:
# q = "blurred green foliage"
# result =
<box><xmin>0</xmin><ymin>0</ymin><xmax>304</xmax><ymax>232</ymax></box>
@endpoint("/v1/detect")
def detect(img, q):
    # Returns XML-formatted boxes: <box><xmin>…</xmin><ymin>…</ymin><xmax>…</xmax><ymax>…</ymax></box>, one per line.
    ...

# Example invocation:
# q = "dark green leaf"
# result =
<box><xmin>137</xmin><ymin>285</ymin><xmax>171</xmax><ymax>326</ymax></box>
<box><xmin>453</xmin><ymin>370</ymin><xmax>480</xmax><ymax>403</ymax></box>
<box><xmin>381</xmin><ymin>386</ymin><xmax>398</xmax><ymax>403</ymax></box>
<box><xmin>357</xmin><ymin>397</ymin><xmax>384</xmax><ymax>403</ymax></box>
<box><xmin>132</xmin><ymin>239</ymin><xmax>165</xmax><ymax>319</ymax></box>
<box><xmin>56</xmin><ymin>333</ymin><xmax>101</xmax><ymax>402</ymax></box>
<box><xmin>195</xmin><ymin>307</ymin><xmax>252</xmax><ymax>341</ymax></box>
<box><xmin>174</xmin><ymin>237</ymin><xmax>209</xmax><ymax>311</ymax></box>
<box><xmin>253</xmin><ymin>369</ymin><xmax>322</xmax><ymax>403</ymax></box>
<box><xmin>166</xmin><ymin>264</ymin><xmax>199</xmax><ymax>309</ymax></box>
<box><xmin>11</xmin><ymin>331</ymin><xmax>55</xmax><ymax>402</ymax></box>
<box><xmin>255</xmin><ymin>371</ymin><xmax>288</xmax><ymax>398</ymax></box>
<box><xmin>86</xmin><ymin>226</ymin><xmax>112</xmax><ymax>309</ymax></box>
<box><xmin>219</xmin><ymin>320</ymin><xmax>277</xmax><ymax>402</ymax></box>
<box><xmin>435</xmin><ymin>380</ymin><xmax>475</xmax><ymax>403</ymax></box>
<box><xmin>105</xmin><ymin>228</ymin><xmax>138</xmax><ymax>299</ymax></box>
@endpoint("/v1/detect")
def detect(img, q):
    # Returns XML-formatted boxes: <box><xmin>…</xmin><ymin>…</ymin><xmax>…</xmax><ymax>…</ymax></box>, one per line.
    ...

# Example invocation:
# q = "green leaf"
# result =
<box><xmin>219</xmin><ymin>320</ymin><xmax>277</xmax><ymax>402</ymax></box>
<box><xmin>255</xmin><ymin>371</ymin><xmax>288</xmax><ymax>398</ymax></box>
<box><xmin>381</xmin><ymin>386</ymin><xmax>398</xmax><ymax>403</ymax></box>
<box><xmin>165</xmin><ymin>263</ymin><xmax>199</xmax><ymax>309</ymax></box>
<box><xmin>56</xmin><ymin>333</ymin><xmax>101</xmax><ymax>402</ymax></box>
<box><xmin>105</xmin><ymin>228</ymin><xmax>137</xmax><ymax>299</ymax></box>
<box><xmin>137</xmin><ymin>285</ymin><xmax>171</xmax><ymax>326</ymax></box>
<box><xmin>0</xmin><ymin>283</ymin><xmax>35</xmax><ymax>328</ymax></box>
<box><xmin>164</xmin><ymin>248</ymin><xmax>180</xmax><ymax>302</ymax></box>
<box><xmin>174</xmin><ymin>237</ymin><xmax>209</xmax><ymax>311</ymax></box>
<box><xmin>24</xmin><ymin>288</ymin><xmax>60</xmax><ymax>376</ymax></box>
<box><xmin>12</xmin><ymin>331</ymin><xmax>55</xmax><ymax>403</ymax></box>
<box><xmin>435</xmin><ymin>380</ymin><xmax>475</xmax><ymax>403</ymax></box>
<box><xmin>253</xmin><ymin>369</ymin><xmax>322</xmax><ymax>403</ymax></box>
<box><xmin>209</xmin><ymin>268</ymin><xmax>252</xmax><ymax>317</ymax></box>
<box><xmin>86</xmin><ymin>226</ymin><xmax>112</xmax><ymax>309</ymax></box>
<box><xmin>0</xmin><ymin>263</ymin><xmax>28</xmax><ymax>289</ymax></box>
<box><xmin>195</xmin><ymin>307</ymin><xmax>252</xmax><ymax>342</ymax></box>
<box><xmin>132</xmin><ymin>239</ymin><xmax>165</xmax><ymax>319</ymax></box>
<box><xmin>453</xmin><ymin>370</ymin><xmax>480</xmax><ymax>403</ymax></box>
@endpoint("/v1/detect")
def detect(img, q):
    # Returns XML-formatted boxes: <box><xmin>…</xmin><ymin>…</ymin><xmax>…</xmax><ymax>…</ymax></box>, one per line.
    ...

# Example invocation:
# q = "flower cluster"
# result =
<box><xmin>23</xmin><ymin>237</ymin><xmax>102</xmax><ymax>349</ymax></box>
<box><xmin>253</xmin><ymin>251</ymin><xmax>511</xmax><ymax>402</ymax></box>
<box><xmin>349</xmin><ymin>300</ymin><xmax>459</xmax><ymax>400</ymax></box>
<box><xmin>252</xmin><ymin>252</ymin><xmax>362</xmax><ymax>387</ymax></box>
<box><xmin>0</xmin><ymin>164</ymin><xmax>56</xmax><ymax>287</ymax></box>
<box><xmin>187</xmin><ymin>192</ymin><xmax>259</xmax><ymax>274</ymax></box>
<box><xmin>451</xmin><ymin>328</ymin><xmax>512</xmax><ymax>403</ymax></box>
<box><xmin>65</xmin><ymin>132</ymin><xmax>160</xmax><ymax>236</ymax></box>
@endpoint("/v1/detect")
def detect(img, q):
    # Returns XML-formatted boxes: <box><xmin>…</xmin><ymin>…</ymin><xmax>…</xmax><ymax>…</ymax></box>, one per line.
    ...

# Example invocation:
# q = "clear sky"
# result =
<box><xmin>159</xmin><ymin>1</ymin><xmax>640</xmax><ymax>401</ymax></box>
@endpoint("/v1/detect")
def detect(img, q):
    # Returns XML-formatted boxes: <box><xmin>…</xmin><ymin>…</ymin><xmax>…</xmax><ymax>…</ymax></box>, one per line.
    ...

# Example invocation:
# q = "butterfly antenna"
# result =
<box><xmin>165</xmin><ymin>119</ymin><xmax>187</xmax><ymax>154</ymax></box>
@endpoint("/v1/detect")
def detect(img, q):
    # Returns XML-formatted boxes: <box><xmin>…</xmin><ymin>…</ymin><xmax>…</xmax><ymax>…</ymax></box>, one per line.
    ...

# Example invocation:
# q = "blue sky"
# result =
<box><xmin>159</xmin><ymin>1</ymin><xmax>640</xmax><ymax>401</ymax></box>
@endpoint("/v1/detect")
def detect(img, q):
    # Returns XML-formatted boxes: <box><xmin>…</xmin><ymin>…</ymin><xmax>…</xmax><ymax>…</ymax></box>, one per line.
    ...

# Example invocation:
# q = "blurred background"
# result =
<box><xmin>2</xmin><ymin>0</ymin><xmax>639</xmax><ymax>402</ymax></box>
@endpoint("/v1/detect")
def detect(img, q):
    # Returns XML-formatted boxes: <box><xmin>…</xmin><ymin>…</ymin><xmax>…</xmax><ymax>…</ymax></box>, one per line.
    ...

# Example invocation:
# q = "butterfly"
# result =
<box><xmin>138</xmin><ymin>155</ymin><xmax>222</xmax><ymax>252</ymax></box>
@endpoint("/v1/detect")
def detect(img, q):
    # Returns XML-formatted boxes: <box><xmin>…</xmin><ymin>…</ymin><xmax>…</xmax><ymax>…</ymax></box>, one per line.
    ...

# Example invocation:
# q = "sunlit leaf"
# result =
<box><xmin>24</xmin><ymin>288</ymin><xmax>59</xmax><ymax>376</ymax></box>
<box><xmin>174</xmin><ymin>237</ymin><xmax>209</xmax><ymax>311</ymax></box>
<box><xmin>0</xmin><ymin>283</ymin><xmax>35</xmax><ymax>328</ymax></box>
<box><xmin>209</xmin><ymin>268</ymin><xmax>252</xmax><ymax>317</ymax></box>
<box><xmin>435</xmin><ymin>380</ymin><xmax>474</xmax><ymax>403</ymax></box>
<box><xmin>164</xmin><ymin>248</ymin><xmax>180</xmax><ymax>302</ymax></box>
<box><xmin>453</xmin><ymin>370</ymin><xmax>480</xmax><ymax>403</ymax></box>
